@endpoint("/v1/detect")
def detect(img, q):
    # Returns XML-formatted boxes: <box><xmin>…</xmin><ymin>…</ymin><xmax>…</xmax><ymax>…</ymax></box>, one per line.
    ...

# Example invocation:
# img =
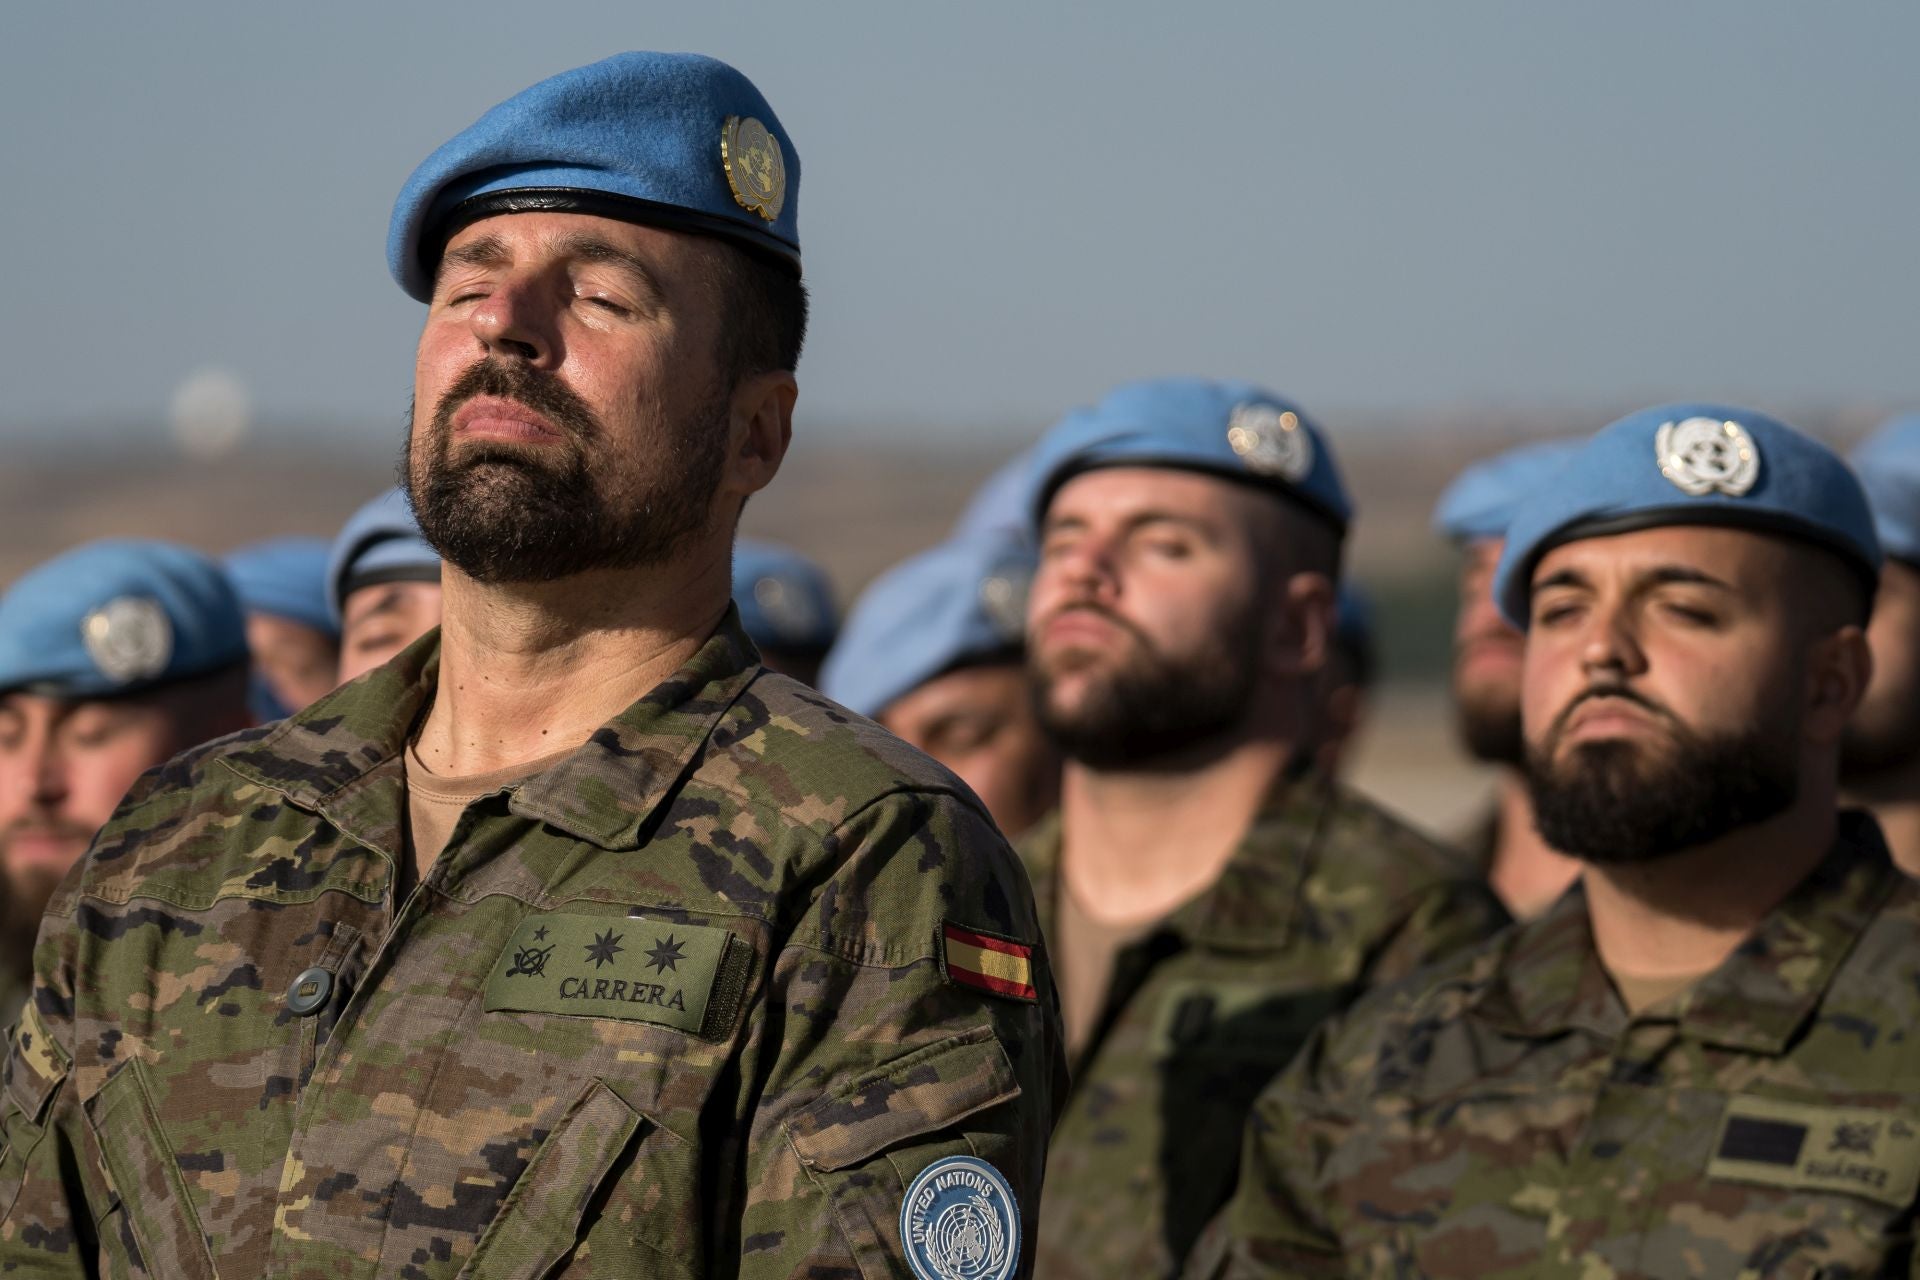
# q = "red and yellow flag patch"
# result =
<box><xmin>941</xmin><ymin>922</ymin><xmax>1037</xmax><ymax>1002</ymax></box>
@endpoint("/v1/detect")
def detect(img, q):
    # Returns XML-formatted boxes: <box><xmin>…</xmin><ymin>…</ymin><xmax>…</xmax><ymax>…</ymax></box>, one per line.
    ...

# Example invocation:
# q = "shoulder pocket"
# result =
<box><xmin>82</xmin><ymin>1058</ymin><xmax>217</xmax><ymax>1280</ymax></box>
<box><xmin>457</xmin><ymin>1077</ymin><xmax>694</xmax><ymax>1280</ymax></box>
<box><xmin>785</xmin><ymin>1025</ymin><xmax>1020</xmax><ymax>1173</ymax></box>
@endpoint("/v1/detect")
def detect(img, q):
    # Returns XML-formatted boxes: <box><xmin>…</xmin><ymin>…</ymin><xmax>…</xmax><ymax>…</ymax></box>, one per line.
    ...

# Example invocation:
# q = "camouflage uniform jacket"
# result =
<box><xmin>1186</xmin><ymin>811</ymin><xmax>1920</xmax><ymax>1279</ymax></box>
<box><xmin>1020</xmin><ymin>778</ymin><xmax>1508</xmax><ymax>1280</ymax></box>
<box><xmin>0</xmin><ymin>615</ymin><xmax>1067</xmax><ymax>1278</ymax></box>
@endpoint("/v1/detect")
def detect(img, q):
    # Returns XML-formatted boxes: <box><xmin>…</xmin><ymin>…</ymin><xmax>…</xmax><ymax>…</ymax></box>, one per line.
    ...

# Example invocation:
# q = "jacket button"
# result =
<box><xmin>286</xmin><ymin>966</ymin><xmax>333</xmax><ymax>1016</ymax></box>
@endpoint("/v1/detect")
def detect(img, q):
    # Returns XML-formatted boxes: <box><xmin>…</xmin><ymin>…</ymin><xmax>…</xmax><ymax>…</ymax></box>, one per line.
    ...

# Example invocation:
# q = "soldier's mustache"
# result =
<box><xmin>1041</xmin><ymin>602</ymin><xmax>1156</xmax><ymax>654</ymax></box>
<box><xmin>1546</xmin><ymin>684</ymin><xmax>1680</xmax><ymax>741</ymax></box>
<box><xmin>431</xmin><ymin>360</ymin><xmax>604</xmax><ymax>446</ymax></box>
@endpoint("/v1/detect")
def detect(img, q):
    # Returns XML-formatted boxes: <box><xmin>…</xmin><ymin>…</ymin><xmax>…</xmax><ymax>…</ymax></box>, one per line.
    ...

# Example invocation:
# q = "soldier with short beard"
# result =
<box><xmin>1431</xmin><ymin>440</ymin><xmax>1584</xmax><ymax>917</ymax></box>
<box><xmin>0</xmin><ymin>53</ymin><xmax>1062</xmax><ymax>1279</ymax></box>
<box><xmin>1016</xmin><ymin>378</ymin><xmax>1505</xmax><ymax>1280</ymax></box>
<box><xmin>1189</xmin><ymin>404</ymin><xmax>1920</xmax><ymax>1279</ymax></box>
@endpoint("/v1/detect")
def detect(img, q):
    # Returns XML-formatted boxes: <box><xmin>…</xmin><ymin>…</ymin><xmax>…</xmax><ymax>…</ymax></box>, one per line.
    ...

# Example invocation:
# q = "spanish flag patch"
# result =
<box><xmin>941</xmin><ymin>922</ymin><xmax>1038</xmax><ymax>1002</ymax></box>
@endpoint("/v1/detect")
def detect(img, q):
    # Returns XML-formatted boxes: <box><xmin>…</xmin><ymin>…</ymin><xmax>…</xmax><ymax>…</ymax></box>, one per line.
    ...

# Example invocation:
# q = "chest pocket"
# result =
<box><xmin>456</xmin><ymin>1078</ymin><xmax>697</xmax><ymax>1280</ymax></box>
<box><xmin>82</xmin><ymin>1058</ymin><xmax>219</xmax><ymax>1280</ymax></box>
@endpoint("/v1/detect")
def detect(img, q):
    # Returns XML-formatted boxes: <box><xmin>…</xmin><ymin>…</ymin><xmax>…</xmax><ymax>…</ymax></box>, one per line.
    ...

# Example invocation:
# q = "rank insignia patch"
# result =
<box><xmin>1708</xmin><ymin>1095</ymin><xmax>1920</xmax><ymax>1209</ymax></box>
<box><xmin>485</xmin><ymin>912</ymin><xmax>747</xmax><ymax>1037</ymax></box>
<box><xmin>941</xmin><ymin>923</ymin><xmax>1037</xmax><ymax>1002</ymax></box>
<box><xmin>901</xmin><ymin>1154</ymin><xmax>1021</xmax><ymax>1280</ymax></box>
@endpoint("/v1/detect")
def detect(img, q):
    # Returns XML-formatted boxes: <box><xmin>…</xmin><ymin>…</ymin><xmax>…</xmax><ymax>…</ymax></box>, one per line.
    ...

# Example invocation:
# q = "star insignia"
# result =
<box><xmin>645</xmin><ymin>934</ymin><xmax>687</xmax><ymax>975</ymax></box>
<box><xmin>533</xmin><ymin>926</ymin><xmax>549</xmax><ymax>942</ymax></box>
<box><xmin>583</xmin><ymin>929</ymin><xmax>625</xmax><ymax>969</ymax></box>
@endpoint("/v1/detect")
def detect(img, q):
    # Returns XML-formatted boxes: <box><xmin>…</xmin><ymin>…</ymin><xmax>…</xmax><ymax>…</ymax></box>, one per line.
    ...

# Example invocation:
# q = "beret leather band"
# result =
<box><xmin>430</xmin><ymin>186</ymin><xmax>803</xmax><ymax>281</ymax></box>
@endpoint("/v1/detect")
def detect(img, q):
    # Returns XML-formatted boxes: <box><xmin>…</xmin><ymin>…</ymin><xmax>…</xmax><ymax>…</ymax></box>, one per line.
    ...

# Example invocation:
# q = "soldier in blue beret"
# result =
<box><xmin>822</xmin><ymin>530</ymin><xmax>1059</xmax><ymax>838</ymax></box>
<box><xmin>1430</xmin><ymin>438</ymin><xmax>1582</xmax><ymax>917</ymax></box>
<box><xmin>0</xmin><ymin>53</ymin><xmax>1063</xmax><ymax>1280</ymax></box>
<box><xmin>1021</xmin><ymin>378</ymin><xmax>1504</xmax><ymax>1279</ymax></box>
<box><xmin>326</xmin><ymin>487</ymin><xmax>444</xmax><ymax>683</ymax></box>
<box><xmin>731</xmin><ymin>537</ymin><xmax>837</xmax><ymax>685</ymax></box>
<box><xmin>225</xmin><ymin>536</ymin><xmax>340</xmax><ymax>720</ymax></box>
<box><xmin>0</xmin><ymin>540</ymin><xmax>253</xmax><ymax>1026</ymax></box>
<box><xmin>953</xmin><ymin>447</ymin><xmax>1042</xmax><ymax>543</ymax></box>
<box><xmin>1842</xmin><ymin>414</ymin><xmax>1920</xmax><ymax>872</ymax></box>
<box><xmin>1194</xmin><ymin>403</ymin><xmax>1919</xmax><ymax>1277</ymax></box>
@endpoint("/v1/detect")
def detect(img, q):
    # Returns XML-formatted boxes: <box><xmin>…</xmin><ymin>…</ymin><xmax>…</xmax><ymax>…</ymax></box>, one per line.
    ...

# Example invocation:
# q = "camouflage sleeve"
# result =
<box><xmin>0</xmin><ymin>883</ymin><xmax>95</xmax><ymax>1276</ymax></box>
<box><xmin>1179</xmin><ymin>1022</ymin><xmax>1359</xmax><ymax>1280</ymax></box>
<box><xmin>735</xmin><ymin>786</ymin><xmax>1065</xmax><ymax>1280</ymax></box>
<box><xmin>1361</xmin><ymin>877</ymin><xmax>1510</xmax><ymax>990</ymax></box>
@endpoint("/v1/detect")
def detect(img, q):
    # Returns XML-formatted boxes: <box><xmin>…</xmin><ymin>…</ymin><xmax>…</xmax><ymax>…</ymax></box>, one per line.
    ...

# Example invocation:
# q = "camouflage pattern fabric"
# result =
<box><xmin>0</xmin><ymin>611</ymin><xmax>1067</xmax><ymax>1277</ymax></box>
<box><xmin>1186</xmin><ymin>810</ymin><xmax>1920</xmax><ymax>1279</ymax></box>
<box><xmin>1022</xmin><ymin>780</ymin><xmax>1508</xmax><ymax>1280</ymax></box>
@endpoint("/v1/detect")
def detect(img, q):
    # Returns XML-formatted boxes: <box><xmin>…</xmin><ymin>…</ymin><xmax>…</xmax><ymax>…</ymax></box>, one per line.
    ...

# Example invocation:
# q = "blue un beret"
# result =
<box><xmin>389</xmin><ymin>51</ymin><xmax>800</xmax><ymax>301</ymax></box>
<box><xmin>733</xmin><ymin>539</ymin><xmax>837</xmax><ymax>654</ymax></box>
<box><xmin>1494</xmin><ymin>403</ymin><xmax>1883</xmax><ymax>627</ymax></box>
<box><xmin>0</xmin><ymin>540</ymin><xmax>250</xmax><ymax>699</ymax></box>
<box><xmin>224</xmin><ymin>537</ymin><xmax>337</xmax><ymax>637</ymax></box>
<box><xmin>327</xmin><ymin>489</ymin><xmax>441</xmax><ymax>625</ymax></box>
<box><xmin>820</xmin><ymin>531</ymin><xmax>1036</xmax><ymax>719</ymax></box>
<box><xmin>1029</xmin><ymin>378</ymin><xmax>1353</xmax><ymax>533</ymax></box>
<box><xmin>1432</xmin><ymin>440</ymin><xmax>1582</xmax><ymax>544</ymax></box>
<box><xmin>952</xmin><ymin>449</ymin><xmax>1042</xmax><ymax>544</ymax></box>
<box><xmin>1849</xmin><ymin>414</ymin><xmax>1920</xmax><ymax>567</ymax></box>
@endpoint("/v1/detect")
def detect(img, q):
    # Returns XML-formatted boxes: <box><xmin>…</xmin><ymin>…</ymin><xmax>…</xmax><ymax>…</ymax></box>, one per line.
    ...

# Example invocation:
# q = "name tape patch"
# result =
<box><xmin>1708</xmin><ymin>1095</ymin><xmax>1920</xmax><ymax>1209</ymax></box>
<box><xmin>901</xmin><ymin>1154</ymin><xmax>1021</xmax><ymax>1280</ymax></box>
<box><xmin>484</xmin><ymin>913</ymin><xmax>737</xmax><ymax>1035</ymax></box>
<box><xmin>941</xmin><ymin>923</ymin><xmax>1037</xmax><ymax>1003</ymax></box>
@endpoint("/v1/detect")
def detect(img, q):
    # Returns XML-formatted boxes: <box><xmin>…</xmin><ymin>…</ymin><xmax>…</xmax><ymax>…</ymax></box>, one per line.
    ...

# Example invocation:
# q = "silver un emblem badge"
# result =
<box><xmin>81</xmin><ymin>596</ymin><xmax>173</xmax><ymax>685</ymax></box>
<box><xmin>978</xmin><ymin>562</ymin><xmax>1032</xmax><ymax>645</ymax></box>
<box><xmin>752</xmin><ymin>575</ymin><xmax>821</xmax><ymax>644</ymax></box>
<box><xmin>1226</xmin><ymin>403</ymin><xmax>1314</xmax><ymax>483</ymax></box>
<box><xmin>1655</xmin><ymin>417</ymin><xmax>1761</xmax><ymax>497</ymax></box>
<box><xmin>901</xmin><ymin>1154</ymin><xmax>1020</xmax><ymax>1280</ymax></box>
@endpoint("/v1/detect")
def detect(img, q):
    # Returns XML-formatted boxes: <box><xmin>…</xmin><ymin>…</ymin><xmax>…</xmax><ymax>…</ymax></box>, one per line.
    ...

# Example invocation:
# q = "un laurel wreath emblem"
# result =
<box><xmin>80</xmin><ymin>596</ymin><xmax>173</xmax><ymax>685</ymax></box>
<box><xmin>1655</xmin><ymin>416</ymin><xmax>1761</xmax><ymax>497</ymax></box>
<box><xmin>721</xmin><ymin>115</ymin><xmax>786</xmax><ymax>222</ymax></box>
<box><xmin>1226</xmin><ymin>402</ymin><xmax>1314</xmax><ymax>483</ymax></box>
<box><xmin>900</xmin><ymin>1155</ymin><xmax>1020</xmax><ymax>1280</ymax></box>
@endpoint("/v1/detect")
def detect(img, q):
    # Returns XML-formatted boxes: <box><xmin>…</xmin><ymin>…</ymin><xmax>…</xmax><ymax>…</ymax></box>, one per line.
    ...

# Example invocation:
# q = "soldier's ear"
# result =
<box><xmin>720</xmin><ymin>369</ymin><xmax>795</xmax><ymax>501</ymax></box>
<box><xmin>1269</xmin><ymin>570</ymin><xmax>1334</xmax><ymax>680</ymax></box>
<box><xmin>1802</xmin><ymin>624</ymin><xmax>1871</xmax><ymax>746</ymax></box>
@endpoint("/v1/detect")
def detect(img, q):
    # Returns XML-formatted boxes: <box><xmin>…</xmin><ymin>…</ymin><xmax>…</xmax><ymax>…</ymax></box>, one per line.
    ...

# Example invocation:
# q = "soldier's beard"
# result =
<box><xmin>405</xmin><ymin>359</ymin><xmax>729</xmax><ymax>584</ymax></box>
<box><xmin>1030</xmin><ymin>601</ymin><xmax>1260</xmax><ymax>770</ymax></box>
<box><xmin>1526</xmin><ymin>690</ymin><xmax>1798</xmax><ymax>864</ymax></box>
<box><xmin>0</xmin><ymin>822</ymin><xmax>90</xmax><ymax>970</ymax></box>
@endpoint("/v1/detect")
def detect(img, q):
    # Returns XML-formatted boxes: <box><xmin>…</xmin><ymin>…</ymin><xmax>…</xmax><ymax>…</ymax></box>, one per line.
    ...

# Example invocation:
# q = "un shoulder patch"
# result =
<box><xmin>901</xmin><ymin>1154</ymin><xmax>1020</xmax><ymax>1280</ymax></box>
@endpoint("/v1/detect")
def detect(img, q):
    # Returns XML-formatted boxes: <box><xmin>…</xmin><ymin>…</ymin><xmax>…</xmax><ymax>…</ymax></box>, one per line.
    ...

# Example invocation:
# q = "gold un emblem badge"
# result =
<box><xmin>721</xmin><ymin>116</ymin><xmax>786</xmax><ymax>222</ymax></box>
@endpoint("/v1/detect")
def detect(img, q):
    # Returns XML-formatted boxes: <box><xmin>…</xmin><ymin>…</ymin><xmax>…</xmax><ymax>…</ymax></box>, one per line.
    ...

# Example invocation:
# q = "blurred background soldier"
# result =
<box><xmin>0</xmin><ymin>540</ymin><xmax>251</xmax><ymax>1026</ymax></box>
<box><xmin>1432</xmin><ymin>440</ymin><xmax>1583</xmax><ymax>917</ymax></box>
<box><xmin>327</xmin><ymin>486</ymin><xmax>443</xmax><ymax>683</ymax></box>
<box><xmin>822</xmin><ymin>527</ymin><xmax>1059</xmax><ymax>837</ymax></box>
<box><xmin>731</xmin><ymin>537</ymin><xmax>838</xmax><ymax>685</ymax></box>
<box><xmin>1194</xmin><ymin>405</ymin><xmax>1915</xmax><ymax>1278</ymax></box>
<box><xmin>224</xmin><ymin>536</ymin><xmax>339</xmax><ymax>719</ymax></box>
<box><xmin>1020</xmin><ymin>378</ymin><xmax>1505</xmax><ymax>1280</ymax></box>
<box><xmin>1842</xmin><ymin>414</ymin><xmax>1920</xmax><ymax>872</ymax></box>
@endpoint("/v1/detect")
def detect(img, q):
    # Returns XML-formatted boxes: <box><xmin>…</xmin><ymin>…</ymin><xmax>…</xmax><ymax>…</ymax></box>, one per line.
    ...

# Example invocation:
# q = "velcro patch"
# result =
<box><xmin>484</xmin><ymin>913</ymin><xmax>739</xmax><ymax>1036</ymax></box>
<box><xmin>942</xmin><ymin>923</ymin><xmax>1037</xmax><ymax>1002</ymax></box>
<box><xmin>1708</xmin><ymin>1095</ymin><xmax>1920</xmax><ymax>1209</ymax></box>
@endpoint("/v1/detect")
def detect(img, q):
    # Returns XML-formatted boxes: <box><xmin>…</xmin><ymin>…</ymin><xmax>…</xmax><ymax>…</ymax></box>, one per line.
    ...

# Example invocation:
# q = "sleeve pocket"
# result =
<box><xmin>82</xmin><ymin>1058</ymin><xmax>217</xmax><ymax>1280</ymax></box>
<box><xmin>783</xmin><ymin>1028</ymin><xmax>1025</xmax><ymax>1280</ymax></box>
<box><xmin>786</xmin><ymin>1025</ymin><xmax>1021</xmax><ymax>1173</ymax></box>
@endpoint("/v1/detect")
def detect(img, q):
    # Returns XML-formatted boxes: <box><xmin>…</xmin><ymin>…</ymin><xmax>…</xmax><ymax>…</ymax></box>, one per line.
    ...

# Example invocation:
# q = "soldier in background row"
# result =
<box><xmin>224</xmin><ymin>536</ymin><xmax>339</xmax><ymax>719</ymax></box>
<box><xmin>1842</xmin><ymin>414</ymin><xmax>1920</xmax><ymax>872</ymax></box>
<box><xmin>1016</xmin><ymin>378</ymin><xmax>1506</xmax><ymax>1280</ymax></box>
<box><xmin>731</xmin><ymin>538</ymin><xmax>838</xmax><ymax>685</ymax></box>
<box><xmin>326</xmin><ymin>486</ymin><xmax>444</xmax><ymax>684</ymax></box>
<box><xmin>1192</xmin><ymin>404</ymin><xmax>1920</xmax><ymax>1277</ymax></box>
<box><xmin>0</xmin><ymin>52</ymin><xmax>1062</xmax><ymax>1278</ymax></box>
<box><xmin>823</xmin><ymin>526</ymin><xmax>1060</xmax><ymax>838</ymax></box>
<box><xmin>1431</xmin><ymin>440</ymin><xmax>1584</xmax><ymax>918</ymax></box>
<box><xmin>0</xmin><ymin>541</ymin><xmax>252</xmax><ymax>1027</ymax></box>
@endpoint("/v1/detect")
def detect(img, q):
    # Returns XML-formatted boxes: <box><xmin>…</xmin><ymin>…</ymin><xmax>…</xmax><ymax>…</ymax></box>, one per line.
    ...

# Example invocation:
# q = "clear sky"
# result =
<box><xmin>1</xmin><ymin>1</ymin><xmax>1914</xmax><ymax>450</ymax></box>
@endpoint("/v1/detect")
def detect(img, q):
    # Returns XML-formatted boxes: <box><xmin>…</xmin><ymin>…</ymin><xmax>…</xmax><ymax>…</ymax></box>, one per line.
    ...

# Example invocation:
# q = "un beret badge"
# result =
<box><xmin>81</xmin><ymin>596</ymin><xmax>172</xmax><ymax>685</ymax></box>
<box><xmin>1226</xmin><ymin>403</ymin><xmax>1314</xmax><ymax>483</ymax></box>
<box><xmin>752</xmin><ymin>574</ymin><xmax>820</xmax><ymax>644</ymax></box>
<box><xmin>979</xmin><ymin>563</ymin><xmax>1033</xmax><ymax>644</ymax></box>
<box><xmin>721</xmin><ymin>116</ymin><xmax>786</xmax><ymax>222</ymax></box>
<box><xmin>1656</xmin><ymin>417</ymin><xmax>1761</xmax><ymax>498</ymax></box>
